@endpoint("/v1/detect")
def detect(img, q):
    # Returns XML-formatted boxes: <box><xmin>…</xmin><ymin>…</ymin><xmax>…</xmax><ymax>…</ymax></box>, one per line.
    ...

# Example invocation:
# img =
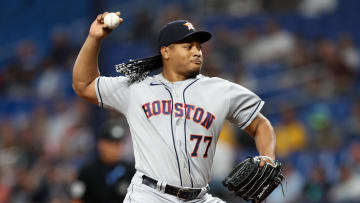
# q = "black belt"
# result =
<box><xmin>142</xmin><ymin>175</ymin><xmax>202</xmax><ymax>201</ymax></box>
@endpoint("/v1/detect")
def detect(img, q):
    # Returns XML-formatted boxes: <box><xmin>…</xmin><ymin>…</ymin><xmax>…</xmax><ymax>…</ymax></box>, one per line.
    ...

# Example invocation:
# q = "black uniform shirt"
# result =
<box><xmin>71</xmin><ymin>159</ymin><xmax>135</xmax><ymax>203</ymax></box>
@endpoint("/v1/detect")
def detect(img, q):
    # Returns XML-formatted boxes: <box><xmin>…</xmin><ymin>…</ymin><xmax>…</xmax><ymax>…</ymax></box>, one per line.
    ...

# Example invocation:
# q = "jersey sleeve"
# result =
<box><xmin>95</xmin><ymin>76</ymin><xmax>130</xmax><ymax>113</ymax></box>
<box><xmin>226</xmin><ymin>81</ymin><xmax>264</xmax><ymax>129</ymax></box>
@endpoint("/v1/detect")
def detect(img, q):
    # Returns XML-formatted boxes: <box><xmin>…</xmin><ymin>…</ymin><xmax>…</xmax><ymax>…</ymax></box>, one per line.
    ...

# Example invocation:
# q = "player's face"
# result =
<box><xmin>98</xmin><ymin>139</ymin><xmax>124</xmax><ymax>164</ymax></box>
<box><xmin>167</xmin><ymin>40</ymin><xmax>203</xmax><ymax>77</ymax></box>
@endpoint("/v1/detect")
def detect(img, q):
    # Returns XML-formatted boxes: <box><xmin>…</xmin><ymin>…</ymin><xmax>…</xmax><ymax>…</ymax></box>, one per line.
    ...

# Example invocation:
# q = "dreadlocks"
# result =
<box><xmin>115</xmin><ymin>55</ymin><xmax>162</xmax><ymax>83</ymax></box>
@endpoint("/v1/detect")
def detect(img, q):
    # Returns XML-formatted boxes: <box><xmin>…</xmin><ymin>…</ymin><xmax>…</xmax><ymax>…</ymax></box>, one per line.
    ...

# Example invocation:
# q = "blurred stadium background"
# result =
<box><xmin>1</xmin><ymin>0</ymin><xmax>360</xmax><ymax>202</ymax></box>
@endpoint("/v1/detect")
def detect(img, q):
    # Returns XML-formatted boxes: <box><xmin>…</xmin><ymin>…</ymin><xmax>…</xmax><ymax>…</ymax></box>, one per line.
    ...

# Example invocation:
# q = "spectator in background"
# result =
<box><xmin>328</xmin><ymin>165</ymin><xmax>360</xmax><ymax>202</ymax></box>
<box><xmin>1</xmin><ymin>63</ymin><xmax>28</xmax><ymax>97</ymax></box>
<box><xmin>275</xmin><ymin>105</ymin><xmax>307</xmax><ymax>158</ymax></box>
<box><xmin>338</xmin><ymin>34</ymin><xmax>360</xmax><ymax>74</ymax></box>
<box><xmin>347</xmin><ymin>142</ymin><xmax>360</xmax><ymax>174</ymax></box>
<box><xmin>16</xmin><ymin>40</ymin><xmax>39</xmax><ymax>72</ymax></box>
<box><xmin>49</xmin><ymin>30</ymin><xmax>76</xmax><ymax>67</ymax></box>
<box><xmin>267</xmin><ymin>163</ymin><xmax>305</xmax><ymax>203</ymax></box>
<box><xmin>206</xmin><ymin>26</ymin><xmax>240</xmax><ymax>80</ymax></box>
<box><xmin>35</xmin><ymin>57</ymin><xmax>65</xmax><ymax>100</ymax></box>
<box><xmin>3</xmin><ymin>110</ymin><xmax>78</xmax><ymax>203</ymax></box>
<box><xmin>44</xmin><ymin>99</ymin><xmax>93</xmax><ymax>159</ymax></box>
<box><xmin>307</xmin><ymin>104</ymin><xmax>342</xmax><ymax>151</ymax></box>
<box><xmin>262</xmin><ymin>0</ymin><xmax>300</xmax><ymax>12</ymax></box>
<box><xmin>303</xmin><ymin>165</ymin><xmax>330</xmax><ymax>203</ymax></box>
<box><xmin>36</xmin><ymin>30</ymin><xmax>76</xmax><ymax>100</ymax></box>
<box><xmin>0</xmin><ymin>121</ymin><xmax>17</xmax><ymax>203</ymax></box>
<box><xmin>70</xmin><ymin>120</ymin><xmax>135</xmax><ymax>203</ymax></box>
<box><xmin>345</xmin><ymin>100</ymin><xmax>360</xmax><ymax>139</ymax></box>
<box><xmin>202</xmin><ymin>0</ymin><xmax>261</xmax><ymax>16</ymax></box>
<box><xmin>0</xmin><ymin>181</ymin><xmax>10</xmax><ymax>203</ymax></box>
<box><xmin>201</xmin><ymin>0</ymin><xmax>233</xmax><ymax>15</ymax></box>
<box><xmin>53</xmin><ymin>29</ymin><xmax>79</xmax><ymax>82</ymax></box>
<box><xmin>212</xmin><ymin>27</ymin><xmax>239</xmax><ymax>66</ymax></box>
<box><xmin>227</xmin><ymin>0</ymin><xmax>261</xmax><ymax>17</ymax></box>
<box><xmin>289</xmin><ymin>35</ymin><xmax>315</xmax><ymax>68</ymax></box>
<box><xmin>299</xmin><ymin>0</ymin><xmax>338</xmax><ymax>18</ymax></box>
<box><xmin>315</xmin><ymin>38</ymin><xmax>354</xmax><ymax>95</ymax></box>
<box><xmin>242</xmin><ymin>19</ymin><xmax>295</xmax><ymax>64</ymax></box>
<box><xmin>0</xmin><ymin>41</ymin><xmax>40</xmax><ymax>98</ymax></box>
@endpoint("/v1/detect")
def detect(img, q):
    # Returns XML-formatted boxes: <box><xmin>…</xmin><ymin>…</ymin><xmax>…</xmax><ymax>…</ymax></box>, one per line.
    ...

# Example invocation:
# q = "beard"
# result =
<box><xmin>186</xmin><ymin>69</ymin><xmax>200</xmax><ymax>78</ymax></box>
<box><xmin>185</xmin><ymin>65</ymin><xmax>201</xmax><ymax>78</ymax></box>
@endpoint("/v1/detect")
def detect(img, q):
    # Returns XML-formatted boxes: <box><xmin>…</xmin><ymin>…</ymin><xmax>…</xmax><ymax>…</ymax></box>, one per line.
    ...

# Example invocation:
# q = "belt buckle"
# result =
<box><xmin>176</xmin><ymin>188</ymin><xmax>186</xmax><ymax>199</ymax></box>
<box><xmin>176</xmin><ymin>188</ymin><xmax>197</xmax><ymax>200</ymax></box>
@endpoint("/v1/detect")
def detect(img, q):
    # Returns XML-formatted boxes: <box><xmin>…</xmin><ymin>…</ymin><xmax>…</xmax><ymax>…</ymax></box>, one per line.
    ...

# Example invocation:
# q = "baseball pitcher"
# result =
<box><xmin>72</xmin><ymin>11</ymin><xmax>284</xmax><ymax>203</ymax></box>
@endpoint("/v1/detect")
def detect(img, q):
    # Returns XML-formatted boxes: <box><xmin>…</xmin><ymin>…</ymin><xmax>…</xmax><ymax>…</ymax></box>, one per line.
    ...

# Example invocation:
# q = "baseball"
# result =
<box><xmin>104</xmin><ymin>12</ymin><xmax>120</xmax><ymax>29</ymax></box>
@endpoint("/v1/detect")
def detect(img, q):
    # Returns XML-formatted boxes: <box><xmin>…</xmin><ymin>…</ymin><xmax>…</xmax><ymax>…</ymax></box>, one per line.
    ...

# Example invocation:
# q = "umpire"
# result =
<box><xmin>71</xmin><ymin>120</ymin><xmax>135</xmax><ymax>203</ymax></box>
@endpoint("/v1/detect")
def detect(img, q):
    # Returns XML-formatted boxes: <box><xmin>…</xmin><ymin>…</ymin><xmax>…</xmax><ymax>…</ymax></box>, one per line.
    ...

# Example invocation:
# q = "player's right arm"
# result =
<box><xmin>72</xmin><ymin>12</ymin><xmax>123</xmax><ymax>104</ymax></box>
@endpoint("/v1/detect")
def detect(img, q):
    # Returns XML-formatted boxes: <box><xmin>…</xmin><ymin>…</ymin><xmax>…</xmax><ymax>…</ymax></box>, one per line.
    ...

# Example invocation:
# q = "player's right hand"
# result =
<box><xmin>89</xmin><ymin>11</ymin><xmax>123</xmax><ymax>40</ymax></box>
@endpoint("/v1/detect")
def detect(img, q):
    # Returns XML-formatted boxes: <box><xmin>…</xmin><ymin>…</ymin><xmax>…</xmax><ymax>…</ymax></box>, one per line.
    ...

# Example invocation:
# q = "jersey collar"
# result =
<box><xmin>153</xmin><ymin>73</ymin><xmax>203</xmax><ymax>86</ymax></box>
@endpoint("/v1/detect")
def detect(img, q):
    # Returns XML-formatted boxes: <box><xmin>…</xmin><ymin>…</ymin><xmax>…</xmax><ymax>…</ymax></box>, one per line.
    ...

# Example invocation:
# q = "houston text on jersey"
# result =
<box><xmin>142</xmin><ymin>100</ymin><xmax>215</xmax><ymax>129</ymax></box>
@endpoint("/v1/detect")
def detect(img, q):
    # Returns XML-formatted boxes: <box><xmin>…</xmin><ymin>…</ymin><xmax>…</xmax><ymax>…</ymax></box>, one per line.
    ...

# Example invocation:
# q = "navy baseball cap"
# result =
<box><xmin>115</xmin><ymin>20</ymin><xmax>212</xmax><ymax>74</ymax></box>
<box><xmin>97</xmin><ymin>121</ymin><xmax>126</xmax><ymax>141</ymax></box>
<box><xmin>158</xmin><ymin>20</ymin><xmax>212</xmax><ymax>47</ymax></box>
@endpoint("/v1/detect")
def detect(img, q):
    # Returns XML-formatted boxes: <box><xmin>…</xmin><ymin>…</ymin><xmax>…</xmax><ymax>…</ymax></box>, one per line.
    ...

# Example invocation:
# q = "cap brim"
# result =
<box><xmin>175</xmin><ymin>31</ymin><xmax>212</xmax><ymax>44</ymax></box>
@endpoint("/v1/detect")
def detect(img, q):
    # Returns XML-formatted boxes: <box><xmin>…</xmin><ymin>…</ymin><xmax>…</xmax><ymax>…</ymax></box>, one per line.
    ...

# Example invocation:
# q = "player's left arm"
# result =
<box><xmin>244</xmin><ymin>113</ymin><xmax>276</xmax><ymax>167</ymax></box>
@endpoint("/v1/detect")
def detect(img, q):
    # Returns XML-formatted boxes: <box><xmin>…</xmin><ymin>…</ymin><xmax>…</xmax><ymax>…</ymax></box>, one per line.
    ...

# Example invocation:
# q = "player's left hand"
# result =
<box><xmin>222</xmin><ymin>156</ymin><xmax>284</xmax><ymax>203</ymax></box>
<box><xmin>259</xmin><ymin>156</ymin><xmax>276</xmax><ymax>168</ymax></box>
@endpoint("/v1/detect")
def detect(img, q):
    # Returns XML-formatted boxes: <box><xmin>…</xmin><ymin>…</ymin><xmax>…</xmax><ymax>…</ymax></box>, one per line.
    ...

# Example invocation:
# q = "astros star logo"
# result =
<box><xmin>184</xmin><ymin>22</ymin><xmax>195</xmax><ymax>30</ymax></box>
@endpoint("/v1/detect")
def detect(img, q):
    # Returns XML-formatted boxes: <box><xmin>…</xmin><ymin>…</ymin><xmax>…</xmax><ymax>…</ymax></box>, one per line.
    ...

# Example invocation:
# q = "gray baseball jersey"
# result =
<box><xmin>95</xmin><ymin>73</ymin><xmax>264</xmax><ymax>188</ymax></box>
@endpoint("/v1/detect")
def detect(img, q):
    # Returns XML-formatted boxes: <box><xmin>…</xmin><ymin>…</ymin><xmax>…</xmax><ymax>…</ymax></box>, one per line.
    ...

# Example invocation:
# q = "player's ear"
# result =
<box><xmin>161</xmin><ymin>46</ymin><xmax>170</xmax><ymax>60</ymax></box>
